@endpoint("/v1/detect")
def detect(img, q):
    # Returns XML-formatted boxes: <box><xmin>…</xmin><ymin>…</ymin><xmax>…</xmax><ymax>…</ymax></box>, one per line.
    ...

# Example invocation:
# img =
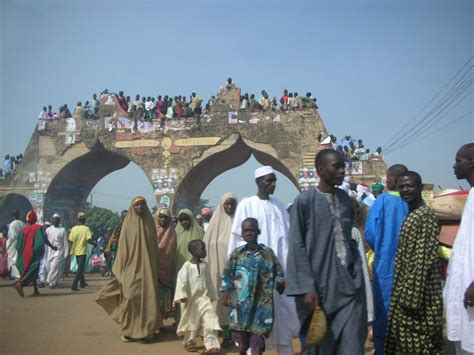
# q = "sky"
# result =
<box><xmin>1</xmin><ymin>0</ymin><xmax>473</xmax><ymax>212</ymax></box>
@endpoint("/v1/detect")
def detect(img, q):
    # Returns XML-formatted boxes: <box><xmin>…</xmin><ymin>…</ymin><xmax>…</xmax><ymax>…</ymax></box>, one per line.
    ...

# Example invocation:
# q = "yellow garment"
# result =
<box><xmin>203</xmin><ymin>192</ymin><xmax>237</xmax><ymax>325</ymax></box>
<box><xmin>68</xmin><ymin>225</ymin><xmax>92</xmax><ymax>255</ymax></box>
<box><xmin>174</xmin><ymin>260</ymin><xmax>221</xmax><ymax>336</ymax></box>
<box><xmin>366</xmin><ymin>249</ymin><xmax>375</xmax><ymax>279</ymax></box>
<box><xmin>175</xmin><ymin>209</ymin><xmax>204</xmax><ymax>281</ymax></box>
<box><xmin>96</xmin><ymin>198</ymin><xmax>162</xmax><ymax>339</ymax></box>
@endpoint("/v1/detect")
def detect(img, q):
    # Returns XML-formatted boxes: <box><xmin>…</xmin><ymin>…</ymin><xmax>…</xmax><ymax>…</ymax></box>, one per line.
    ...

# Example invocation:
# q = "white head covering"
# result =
<box><xmin>254</xmin><ymin>166</ymin><xmax>275</xmax><ymax>179</ymax></box>
<box><xmin>52</xmin><ymin>213</ymin><xmax>60</xmax><ymax>218</ymax></box>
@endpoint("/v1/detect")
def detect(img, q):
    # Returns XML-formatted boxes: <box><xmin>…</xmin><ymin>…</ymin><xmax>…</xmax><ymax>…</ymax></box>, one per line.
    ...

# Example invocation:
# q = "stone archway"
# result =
<box><xmin>43</xmin><ymin>145</ymin><xmax>132</xmax><ymax>228</ymax></box>
<box><xmin>174</xmin><ymin>135</ymin><xmax>298</xmax><ymax>211</ymax></box>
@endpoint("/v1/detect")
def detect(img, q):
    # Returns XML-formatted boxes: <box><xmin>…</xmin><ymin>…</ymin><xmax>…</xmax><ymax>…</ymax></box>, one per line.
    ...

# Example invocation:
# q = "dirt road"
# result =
<box><xmin>0</xmin><ymin>275</ymin><xmax>280</xmax><ymax>355</ymax></box>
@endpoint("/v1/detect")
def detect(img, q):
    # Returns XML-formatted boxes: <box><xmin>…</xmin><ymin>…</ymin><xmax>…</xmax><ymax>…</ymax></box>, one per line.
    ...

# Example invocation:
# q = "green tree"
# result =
<box><xmin>84</xmin><ymin>202</ymin><xmax>120</xmax><ymax>239</ymax></box>
<box><xmin>194</xmin><ymin>198</ymin><xmax>210</xmax><ymax>215</ymax></box>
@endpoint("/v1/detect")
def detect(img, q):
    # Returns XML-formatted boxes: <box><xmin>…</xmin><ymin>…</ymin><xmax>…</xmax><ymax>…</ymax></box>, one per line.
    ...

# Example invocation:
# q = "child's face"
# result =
<box><xmin>194</xmin><ymin>243</ymin><xmax>207</xmax><ymax>259</ymax></box>
<box><xmin>241</xmin><ymin>221</ymin><xmax>259</xmax><ymax>244</ymax></box>
<box><xmin>179</xmin><ymin>214</ymin><xmax>191</xmax><ymax>230</ymax></box>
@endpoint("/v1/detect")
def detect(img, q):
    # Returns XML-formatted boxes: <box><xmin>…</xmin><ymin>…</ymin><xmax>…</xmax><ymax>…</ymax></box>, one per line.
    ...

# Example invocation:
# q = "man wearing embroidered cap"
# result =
<box><xmin>45</xmin><ymin>213</ymin><xmax>68</xmax><ymax>288</ymax></box>
<box><xmin>68</xmin><ymin>211</ymin><xmax>96</xmax><ymax>291</ymax></box>
<box><xmin>228</xmin><ymin>166</ymin><xmax>299</xmax><ymax>354</ymax></box>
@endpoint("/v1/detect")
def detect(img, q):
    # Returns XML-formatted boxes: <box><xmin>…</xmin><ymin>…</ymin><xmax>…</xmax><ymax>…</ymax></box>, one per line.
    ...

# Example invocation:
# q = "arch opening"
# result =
<box><xmin>175</xmin><ymin>136</ymin><xmax>300</xmax><ymax>211</ymax></box>
<box><xmin>43</xmin><ymin>145</ymin><xmax>136</xmax><ymax>228</ymax></box>
<box><xmin>0</xmin><ymin>193</ymin><xmax>33</xmax><ymax>226</ymax></box>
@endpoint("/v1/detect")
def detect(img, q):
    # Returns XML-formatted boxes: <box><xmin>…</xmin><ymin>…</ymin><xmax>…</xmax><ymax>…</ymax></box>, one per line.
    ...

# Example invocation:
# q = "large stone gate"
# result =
<box><xmin>0</xmin><ymin>85</ymin><xmax>386</xmax><ymax>227</ymax></box>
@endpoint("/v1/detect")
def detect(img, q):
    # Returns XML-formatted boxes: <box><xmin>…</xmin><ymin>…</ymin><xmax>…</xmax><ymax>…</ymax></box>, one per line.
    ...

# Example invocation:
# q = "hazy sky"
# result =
<box><xmin>1</xmin><ymin>0</ymin><xmax>472</xmax><ymax>212</ymax></box>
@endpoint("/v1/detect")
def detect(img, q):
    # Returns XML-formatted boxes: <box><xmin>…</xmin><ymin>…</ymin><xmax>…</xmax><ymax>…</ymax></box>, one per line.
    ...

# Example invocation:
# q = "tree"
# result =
<box><xmin>194</xmin><ymin>198</ymin><xmax>210</xmax><ymax>215</ymax></box>
<box><xmin>84</xmin><ymin>202</ymin><xmax>120</xmax><ymax>239</ymax></box>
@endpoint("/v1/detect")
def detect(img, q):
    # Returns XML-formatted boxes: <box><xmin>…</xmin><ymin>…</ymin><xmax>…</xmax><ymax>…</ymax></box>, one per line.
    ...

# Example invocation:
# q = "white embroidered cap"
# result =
<box><xmin>254</xmin><ymin>166</ymin><xmax>275</xmax><ymax>179</ymax></box>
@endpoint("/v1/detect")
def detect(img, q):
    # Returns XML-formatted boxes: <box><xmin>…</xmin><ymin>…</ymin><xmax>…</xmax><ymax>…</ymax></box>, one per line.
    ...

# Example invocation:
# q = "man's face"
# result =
<box><xmin>223</xmin><ymin>198</ymin><xmax>237</xmax><ymax>216</ymax></box>
<box><xmin>157</xmin><ymin>214</ymin><xmax>170</xmax><ymax>228</ymax></box>
<box><xmin>52</xmin><ymin>216</ymin><xmax>60</xmax><ymax>226</ymax></box>
<box><xmin>318</xmin><ymin>153</ymin><xmax>345</xmax><ymax>186</ymax></box>
<box><xmin>133</xmin><ymin>201</ymin><xmax>146</xmax><ymax>216</ymax></box>
<box><xmin>179</xmin><ymin>214</ymin><xmax>192</xmax><ymax>230</ymax></box>
<box><xmin>453</xmin><ymin>149</ymin><xmax>472</xmax><ymax>180</ymax></box>
<box><xmin>257</xmin><ymin>173</ymin><xmax>277</xmax><ymax>195</ymax></box>
<box><xmin>398</xmin><ymin>176</ymin><xmax>422</xmax><ymax>204</ymax></box>
<box><xmin>120</xmin><ymin>211</ymin><xmax>127</xmax><ymax>222</ymax></box>
<box><xmin>386</xmin><ymin>173</ymin><xmax>397</xmax><ymax>191</ymax></box>
<box><xmin>241</xmin><ymin>221</ymin><xmax>259</xmax><ymax>244</ymax></box>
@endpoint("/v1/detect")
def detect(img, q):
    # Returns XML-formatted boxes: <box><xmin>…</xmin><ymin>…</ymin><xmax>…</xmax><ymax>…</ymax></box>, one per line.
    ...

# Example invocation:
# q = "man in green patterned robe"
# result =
<box><xmin>385</xmin><ymin>171</ymin><xmax>443</xmax><ymax>354</ymax></box>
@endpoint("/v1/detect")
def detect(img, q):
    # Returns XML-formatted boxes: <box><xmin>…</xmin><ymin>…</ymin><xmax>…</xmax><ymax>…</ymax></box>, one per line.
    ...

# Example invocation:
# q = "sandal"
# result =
<box><xmin>184</xmin><ymin>341</ymin><xmax>198</xmax><ymax>352</ymax></box>
<box><xmin>201</xmin><ymin>348</ymin><xmax>220</xmax><ymax>354</ymax></box>
<box><xmin>120</xmin><ymin>335</ymin><xmax>132</xmax><ymax>343</ymax></box>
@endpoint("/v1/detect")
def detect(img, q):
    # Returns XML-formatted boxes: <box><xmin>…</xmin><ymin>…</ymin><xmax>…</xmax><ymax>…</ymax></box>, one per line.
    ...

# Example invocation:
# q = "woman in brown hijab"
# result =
<box><xmin>96</xmin><ymin>196</ymin><xmax>162</xmax><ymax>342</ymax></box>
<box><xmin>154</xmin><ymin>207</ymin><xmax>177</xmax><ymax>320</ymax></box>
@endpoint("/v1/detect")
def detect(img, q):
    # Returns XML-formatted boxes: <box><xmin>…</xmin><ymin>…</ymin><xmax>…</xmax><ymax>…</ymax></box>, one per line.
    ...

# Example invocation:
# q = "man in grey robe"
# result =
<box><xmin>287</xmin><ymin>149</ymin><xmax>367</xmax><ymax>354</ymax></box>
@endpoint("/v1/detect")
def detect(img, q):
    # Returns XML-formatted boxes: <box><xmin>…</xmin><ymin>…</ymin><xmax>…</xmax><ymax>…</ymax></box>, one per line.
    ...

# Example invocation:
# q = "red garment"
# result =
<box><xmin>118</xmin><ymin>96</ymin><xmax>128</xmax><ymax>112</ymax></box>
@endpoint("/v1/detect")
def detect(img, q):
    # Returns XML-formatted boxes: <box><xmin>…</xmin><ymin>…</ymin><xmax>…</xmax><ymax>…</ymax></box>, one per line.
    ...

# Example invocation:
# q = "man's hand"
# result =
<box><xmin>464</xmin><ymin>282</ymin><xmax>474</xmax><ymax>309</ymax></box>
<box><xmin>303</xmin><ymin>292</ymin><xmax>319</xmax><ymax>311</ymax></box>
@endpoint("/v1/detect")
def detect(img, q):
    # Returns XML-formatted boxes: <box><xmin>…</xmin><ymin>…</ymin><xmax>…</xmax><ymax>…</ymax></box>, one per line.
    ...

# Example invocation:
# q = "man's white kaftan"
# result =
<box><xmin>7</xmin><ymin>219</ymin><xmax>25</xmax><ymax>279</ymax></box>
<box><xmin>444</xmin><ymin>187</ymin><xmax>474</xmax><ymax>353</ymax></box>
<box><xmin>46</xmin><ymin>225</ymin><xmax>68</xmax><ymax>285</ymax></box>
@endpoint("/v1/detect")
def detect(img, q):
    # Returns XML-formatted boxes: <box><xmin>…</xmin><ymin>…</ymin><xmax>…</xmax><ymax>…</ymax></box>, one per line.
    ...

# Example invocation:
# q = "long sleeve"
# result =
<box><xmin>173</xmin><ymin>263</ymin><xmax>189</xmax><ymax>302</ymax></box>
<box><xmin>286</xmin><ymin>195</ymin><xmax>316</xmax><ymax>295</ymax></box>
<box><xmin>399</xmin><ymin>212</ymin><xmax>440</xmax><ymax>310</ymax></box>
<box><xmin>364</xmin><ymin>198</ymin><xmax>383</xmax><ymax>249</ymax></box>
<box><xmin>220</xmin><ymin>252</ymin><xmax>236</xmax><ymax>293</ymax></box>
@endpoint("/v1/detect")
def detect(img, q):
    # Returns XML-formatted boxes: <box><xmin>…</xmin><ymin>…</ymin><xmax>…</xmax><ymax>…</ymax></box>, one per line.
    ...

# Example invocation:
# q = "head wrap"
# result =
<box><xmin>132</xmin><ymin>196</ymin><xmax>146</xmax><ymax>205</ymax></box>
<box><xmin>77</xmin><ymin>212</ymin><xmax>86</xmax><ymax>219</ymax></box>
<box><xmin>372</xmin><ymin>183</ymin><xmax>384</xmax><ymax>192</ymax></box>
<box><xmin>158</xmin><ymin>207</ymin><xmax>171</xmax><ymax>217</ymax></box>
<box><xmin>26</xmin><ymin>210</ymin><xmax>38</xmax><ymax>224</ymax></box>
<box><xmin>254</xmin><ymin>166</ymin><xmax>275</xmax><ymax>179</ymax></box>
<box><xmin>201</xmin><ymin>207</ymin><xmax>212</xmax><ymax>216</ymax></box>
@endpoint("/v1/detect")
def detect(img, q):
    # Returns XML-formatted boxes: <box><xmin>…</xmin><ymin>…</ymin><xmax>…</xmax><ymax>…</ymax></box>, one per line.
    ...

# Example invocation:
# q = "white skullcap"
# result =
<box><xmin>254</xmin><ymin>166</ymin><xmax>275</xmax><ymax>179</ymax></box>
<box><xmin>52</xmin><ymin>213</ymin><xmax>60</xmax><ymax>218</ymax></box>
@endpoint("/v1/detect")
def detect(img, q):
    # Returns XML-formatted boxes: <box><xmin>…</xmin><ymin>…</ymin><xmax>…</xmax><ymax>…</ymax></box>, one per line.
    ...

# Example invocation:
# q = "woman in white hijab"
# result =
<box><xmin>203</xmin><ymin>192</ymin><xmax>238</xmax><ymax>344</ymax></box>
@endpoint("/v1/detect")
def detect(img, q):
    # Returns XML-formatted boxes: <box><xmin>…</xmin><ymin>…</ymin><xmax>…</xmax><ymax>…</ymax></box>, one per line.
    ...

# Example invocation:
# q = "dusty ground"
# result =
<box><xmin>0</xmin><ymin>274</ymin><xmax>285</xmax><ymax>355</ymax></box>
<box><xmin>0</xmin><ymin>273</ymin><xmax>453</xmax><ymax>355</ymax></box>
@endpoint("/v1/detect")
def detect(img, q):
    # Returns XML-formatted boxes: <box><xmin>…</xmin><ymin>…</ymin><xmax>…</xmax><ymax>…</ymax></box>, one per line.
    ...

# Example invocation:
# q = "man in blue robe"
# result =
<box><xmin>365</xmin><ymin>164</ymin><xmax>408</xmax><ymax>355</ymax></box>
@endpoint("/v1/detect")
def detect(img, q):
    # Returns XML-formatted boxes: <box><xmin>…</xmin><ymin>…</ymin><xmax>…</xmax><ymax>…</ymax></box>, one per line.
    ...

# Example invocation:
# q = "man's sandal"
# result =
<box><xmin>201</xmin><ymin>348</ymin><xmax>220</xmax><ymax>354</ymax></box>
<box><xmin>184</xmin><ymin>341</ymin><xmax>198</xmax><ymax>352</ymax></box>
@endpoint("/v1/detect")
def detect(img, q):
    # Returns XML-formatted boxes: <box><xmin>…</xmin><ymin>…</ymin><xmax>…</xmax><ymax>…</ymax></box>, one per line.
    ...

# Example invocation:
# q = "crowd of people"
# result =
<box><xmin>1</xmin><ymin>142</ymin><xmax>473</xmax><ymax>354</ymax></box>
<box><xmin>1</xmin><ymin>153</ymin><xmax>23</xmax><ymax>180</ymax></box>
<box><xmin>37</xmin><ymin>80</ymin><xmax>319</xmax><ymax>125</ymax></box>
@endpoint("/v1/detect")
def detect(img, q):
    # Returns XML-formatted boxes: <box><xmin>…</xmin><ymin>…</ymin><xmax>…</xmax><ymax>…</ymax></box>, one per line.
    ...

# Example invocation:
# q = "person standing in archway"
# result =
<box><xmin>96</xmin><ymin>196</ymin><xmax>162</xmax><ymax>342</ymax></box>
<box><xmin>7</xmin><ymin>209</ymin><xmax>25</xmax><ymax>280</ymax></box>
<box><xmin>68</xmin><ymin>212</ymin><xmax>96</xmax><ymax>291</ymax></box>
<box><xmin>203</xmin><ymin>192</ymin><xmax>238</xmax><ymax>345</ymax></box>
<box><xmin>15</xmin><ymin>211</ymin><xmax>57</xmax><ymax>297</ymax></box>
<box><xmin>155</xmin><ymin>207</ymin><xmax>177</xmax><ymax>321</ymax></box>
<box><xmin>227</xmin><ymin>166</ymin><xmax>299</xmax><ymax>355</ymax></box>
<box><xmin>45</xmin><ymin>213</ymin><xmax>68</xmax><ymax>288</ymax></box>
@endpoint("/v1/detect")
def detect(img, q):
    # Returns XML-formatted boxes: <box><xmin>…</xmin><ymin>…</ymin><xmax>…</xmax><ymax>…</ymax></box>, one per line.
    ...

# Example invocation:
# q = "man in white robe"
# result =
<box><xmin>228</xmin><ymin>166</ymin><xmax>299</xmax><ymax>355</ymax></box>
<box><xmin>444</xmin><ymin>143</ymin><xmax>474</xmax><ymax>354</ymax></box>
<box><xmin>46</xmin><ymin>213</ymin><xmax>68</xmax><ymax>288</ymax></box>
<box><xmin>6</xmin><ymin>210</ymin><xmax>25</xmax><ymax>279</ymax></box>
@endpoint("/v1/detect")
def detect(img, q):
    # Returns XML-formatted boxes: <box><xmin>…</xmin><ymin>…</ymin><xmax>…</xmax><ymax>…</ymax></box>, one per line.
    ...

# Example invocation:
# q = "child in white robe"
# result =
<box><xmin>173</xmin><ymin>239</ymin><xmax>221</xmax><ymax>353</ymax></box>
